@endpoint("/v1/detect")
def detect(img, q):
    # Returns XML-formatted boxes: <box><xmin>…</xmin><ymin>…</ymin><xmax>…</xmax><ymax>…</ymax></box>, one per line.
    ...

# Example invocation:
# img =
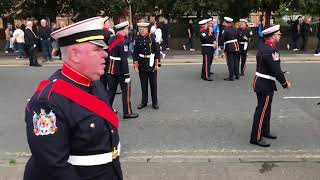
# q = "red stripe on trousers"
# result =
<box><xmin>257</xmin><ymin>96</ymin><xmax>269</xmax><ymax>141</ymax></box>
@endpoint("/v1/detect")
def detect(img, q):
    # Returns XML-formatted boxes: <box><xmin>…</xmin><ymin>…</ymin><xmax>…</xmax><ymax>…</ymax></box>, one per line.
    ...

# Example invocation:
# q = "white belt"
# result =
<box><xmin>240</xmin><ymin>42</ymin><xmax>247</xmax><ymax>44</ymax></box>
<box><xmin>68</xmin><ymin>143</ymin><xmax>121</xmax><ymax>166</ymax></box>
<box><xmin>202</xmin><ymin>44</ymin><xmax>214</xmax><ymax>47</ymax></box>
<box><xmin>110</xmin><ymin>56</ymin><xmax>121</xmax><ymax>61</ymax></box>
<box><xmin>255</xmin><ymin>72</ymin><xmax>276</xmax><ymax>81</ymax></box>
<box><xmin>139</xmin><ymin>54</ymin><xmax>150</xmax><ymax>58</ymax></box>
<box><xmin>224</xmin><ymin>39</ymin><xmax>237</xmax><ymax>45</ymax></box>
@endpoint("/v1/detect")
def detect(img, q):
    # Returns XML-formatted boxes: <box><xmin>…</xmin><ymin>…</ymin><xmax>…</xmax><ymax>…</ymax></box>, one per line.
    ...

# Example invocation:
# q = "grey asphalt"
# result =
<box><xmin>1</xmin><ymin>162</ymin><xmax>320</xmax><ymax>180</ymax></box>
<box><xmin>0</xmin><ymin>62</ymin><xmax>319</xmax><ymax>179</ymax></box>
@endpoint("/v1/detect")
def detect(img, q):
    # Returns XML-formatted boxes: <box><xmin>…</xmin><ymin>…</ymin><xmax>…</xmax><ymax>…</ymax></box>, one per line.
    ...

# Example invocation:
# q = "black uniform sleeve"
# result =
<box><xmin>265</xmin><ymin>50</ymin><xmax>288</xmax><ymax>88</ymax></box>
<box><xmin>25</xmin><ymin>98</ymin><xmax>80</xmax><ymax>179</ymax></box>
<box><xmin>153</xmin><ymin>37</ymin><xmax>161</xmax><ymax>61</ymax></box>
<box><xmin>119</xmin><ymin>43</ymin><xmax>130</xmax><ymax>79</ymax></box>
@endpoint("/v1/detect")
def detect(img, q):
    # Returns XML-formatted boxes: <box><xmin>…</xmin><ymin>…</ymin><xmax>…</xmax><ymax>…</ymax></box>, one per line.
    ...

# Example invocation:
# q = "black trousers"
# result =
<box><xmin>292</xmin><ymin>33</ymin><xmax>300</xmax><ymax>49</ymax></box>
<box><xmin>162</xmin><ymin>36</ymin><xmax>169</xmax><ymax>49</ymax></box>
<box><xmin>226</xmin><ymin>52</ymin><xmax>239</xmax><ymax>79</ymax></box>
<box><xmin>139</xmin><ymin>70</ymin><xmax>158</xmax><ymax>105</ymax></box>
<box><xmin>239</xmin><ymin>51</ymin><xmax>247</xmax><ymax>74</ymax></box>
<box><xmin>107</xmin><ymin>74</ymin><xmax>133</xmax><ymax>115</ymax></box>
<box><xmin>186</xmin><ymin>37</ymin><xmax>193</xmax><ymax>49</ymax></box>
<box><xmin>27</xmin><ymin>46</ymin><xmax>39</xmax><ymax>66</ymax></box>
<box><xmin>301</xmin><ymin>35</ymin><xmax>308</xmax><ymax>51</ymax></box>
<box><xmin>201</xmin><ymin>53</ymin><xmax>213</xmax><ymax>79</ymax></box>
<box><xmin>250</xmin><ymin>92</ymin><xmax>274</xmax><ymax>141</ymax></box>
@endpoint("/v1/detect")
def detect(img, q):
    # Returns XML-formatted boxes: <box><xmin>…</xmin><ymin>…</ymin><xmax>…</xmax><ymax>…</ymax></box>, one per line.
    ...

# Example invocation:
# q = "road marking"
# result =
<box><xmin>283</xmin><ymin>96</ymin><xmax>320</xmax><ymax>99</ymax></box>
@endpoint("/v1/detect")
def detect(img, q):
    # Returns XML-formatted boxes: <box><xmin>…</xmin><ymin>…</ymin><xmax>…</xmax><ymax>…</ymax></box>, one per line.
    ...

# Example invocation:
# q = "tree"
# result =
<box><xmin>17</xmin><ymin>0</ymin><xmax>68</xmax><ymax>22</ymax></box>
<box><xmin>0</xmin><ymin>0</ymin><xmax>14</xmax><ymax>17</ymax></box>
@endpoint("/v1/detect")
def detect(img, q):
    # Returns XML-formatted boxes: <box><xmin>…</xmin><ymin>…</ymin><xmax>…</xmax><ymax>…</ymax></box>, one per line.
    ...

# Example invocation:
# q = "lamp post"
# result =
<box><xmin>125</xmin><ymin>0</ymin><xmax>132</xmax><ymax>26</ymax></box>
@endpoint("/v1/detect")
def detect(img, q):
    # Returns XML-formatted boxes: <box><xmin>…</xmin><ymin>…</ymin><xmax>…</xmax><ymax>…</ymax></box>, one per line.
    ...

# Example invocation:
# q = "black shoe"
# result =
<box><xmin>210</xmin><ymin>72</ymin><xmax>214</xmax><ymax>75</ymax></box>
<box><xmin>123</xmin><ymin>113</ymin><xmax>139</xmax><ymax>119</ymax></box>
<box><xmin>33</xmin><ymin>64</ymin><xmax>42</xmax><ymax>67</ymax></box>
<box><xmin>224</xmin><ymin>78</ymin><xmax>234</xmax><ymax>81</ymax></box>
<box><xmin>137</xmin><ymin>103</ymin><xmax>147</xmax><ymax>109</ymax></box>
<box><xmin>250</xmin><ymin>139</ymin><xmax>270</xmax><ymax>147</ymax></box>
<box><xmin>263</xmin><ymin>134</ymin><xmax>277</xmax><ymax>139</ymax></box>
<box><xmin>152</xmin><ymin>104</ymin><xmax>159</xmax><ymax>109</ymax></box>
<box><xmin>235</xmin><ymin>76</ymin><xmax>240</xmax><ymax>80</ymax></box>
<box><xmin>204</xmin><ymin>77</ymin><xmax>213</xmax><ymax>81</ymax></box>
<box><xmin>116</xmin><ymin>91</ymin><xmax>122</xmax><ymax>94</ymax></box>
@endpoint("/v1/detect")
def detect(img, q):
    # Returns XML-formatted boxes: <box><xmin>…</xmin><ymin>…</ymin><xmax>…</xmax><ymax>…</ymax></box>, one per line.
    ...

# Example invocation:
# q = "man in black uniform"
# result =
<box><xmin>199</xmin><ymin>18</ymin><xmax>216</xmax><ymax>81</ymax></box>
<box><xmin>100</xmin><ymin>17</ymin><xmax>115</xmax><ymax>90</ymax></box>
<box><xmin>23</xmin><ymin>17</ymin><xmax>123</xmax><ymax>180</ymax></box>
<box><xmin>221</xmin><ymin>17</ymin><xmax>240</xmax><ymax>81</ymax></box>
<box><xmin>238</xmin><ymin>19</ymin><xmax>253</xmax><ymax>76</ymax></box>
<box><xmin>133</xmin><ymin>22</ymin><xmax>161</xmax><ymax>109</ymax></box>
<box><xmin>250</xmin><ymin>25</ymin><xmax>291</xmax><ymax>147</ymax></box>
<box><xmin>107</xmin><ymin>21</ymin><xmax>139</xmax><ymax>119</ymax></box>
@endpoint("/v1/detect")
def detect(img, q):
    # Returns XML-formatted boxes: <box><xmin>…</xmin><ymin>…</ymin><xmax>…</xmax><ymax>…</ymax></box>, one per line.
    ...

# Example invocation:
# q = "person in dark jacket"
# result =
<box><xmin>24</xmin><ymin>21</ymin><xmax>41</xmax><ymax>67</ymax></box>
<box><xmin>250</xmin><ymin>25</ymin><xmax>291</xmax><ymax>147</ymax></box>
<box><xmin>100</xmin><ymin>17</ymin><xmax>115</xmax><ymax>91</ymax></box>
<box><xmin>238</xmin><ymin>19</ymin><xmax>253</xmax><ymax>76</ymax></box>
<box><xmin>161</xmin><ymin>18</ymin><xmax>170</xmax><ymax>50</ymax></box>
<box><xmin>300</xmin><ymin>17</ymin><xmax>313</xmax><ymax>51</ymax></box>
<box><xmin>23</xmin><ymin>17</ymin><xmax>123</xmax><ymax>180</ymax></box>
<box><xmin>106</xmin><ymin>21</ymin><xmax>139</xmax><ymax>119</ymax></box>
<box><xmin>315</xmin><ymin>18</ymin><xmax>320</xmax><ymax>56</ymax></box>
<box><xmin>221</xmin><ymin>17</ymin><xmax>240</xmax><ymax>81</ymax></box>
<box><xmin>199</xmin><ymin>18</ymin><xmax>216</xmax><ymax>81</ymax></box>
<box><xmin>133</xmin><ymin>22</ymin><xmax>161</xmax><ymax>110</ymax></box>
<box><xmin>38</xmin><ymin>19</ymin><xmax>52</xmax><ymax>61</ymax></box>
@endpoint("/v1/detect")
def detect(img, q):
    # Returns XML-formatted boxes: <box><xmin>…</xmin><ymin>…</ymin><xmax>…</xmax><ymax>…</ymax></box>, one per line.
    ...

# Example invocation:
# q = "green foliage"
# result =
<box><xmin>4</xmin><ymin>0</ymin><xmax>320</xmax><ymax>22</ymax></box>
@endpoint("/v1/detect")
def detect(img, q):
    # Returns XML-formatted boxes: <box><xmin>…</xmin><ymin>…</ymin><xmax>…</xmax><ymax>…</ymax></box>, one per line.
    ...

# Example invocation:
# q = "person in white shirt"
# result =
<box><xmin>150</xmin><ymin>22</ymin><xmax>165</xmax><ymax>59</ymax></box>
<box><xmin>12</xmin><ymin>25</ymin><xmax>26</xmax><ymax>59</ymax></box>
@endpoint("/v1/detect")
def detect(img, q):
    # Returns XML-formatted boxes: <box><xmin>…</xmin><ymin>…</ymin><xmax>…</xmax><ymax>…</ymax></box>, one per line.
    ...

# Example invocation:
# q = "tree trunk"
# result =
<box><xmin>264</xmin><ymin>9</ymin><xmax>271</xmax><ymax>28</ymax></box>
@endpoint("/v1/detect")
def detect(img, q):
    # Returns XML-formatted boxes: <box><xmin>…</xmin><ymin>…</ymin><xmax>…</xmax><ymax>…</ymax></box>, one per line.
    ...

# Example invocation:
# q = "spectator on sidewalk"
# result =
<box><xmin>25</xmin><ymin>21</ymin><xmax>41</xmax><ymax>67</ymax></box>
<box><xmin>301</xmin><ymin>17</ymin><xmax>313</xmax><ymax>52</ymax></box>
<box><xmin>4</xmin><ymin>23</ymin><xmax>13</xmax><ymax>53</ymax></box>
<box><xmin>51</xmin><ymin>21</ymin><xmax>66</xmax><ymax>60</ymax></box>
<box><xmin>183</xmin><ymin>19</ymin><xmax>195</xmax><ymax>51</ymax></box>
<box><xmin>128</xmin><ymin>24</ymin><xmax>136</xmax><ymax>55</ymax></box>
<box><xmin>151</xmin><ymin>22</ymin><xmax>165</xmax><ymax>59</ymax></box>
<box><xmin>314</xmin><ymin>18</ymin><xmax>320</xmax><ymax>56</ymax></box>
<box><xmin>257</xmin><ymin>16</ymin><xmax>265</xmax><ymax>48</ymax></box>
<box><xmin>291</xmin><ymin>16</ymin><xmax>303</xmax><ymax>51</ymax></box>
<box><xmin>38</xmin><ymin>19</ymin><xmax>52</xmax><ymax>62</ymax></box>
<box><xmin>12</xmin><ymin>24</ymin><xmax>26</xmax><ymax>59</ymax></box>
<box><xmin>161</xmin><ymin>18</ymin><xmax>170</xmax><ymax>50</ymax></box>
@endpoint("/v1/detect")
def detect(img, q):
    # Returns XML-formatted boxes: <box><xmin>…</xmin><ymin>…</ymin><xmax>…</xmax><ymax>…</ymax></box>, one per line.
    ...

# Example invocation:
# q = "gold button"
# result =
<box><xmin>90</xmin><ymin>123</ymin><xmax>95</xmax><ymax>128</ymax></box>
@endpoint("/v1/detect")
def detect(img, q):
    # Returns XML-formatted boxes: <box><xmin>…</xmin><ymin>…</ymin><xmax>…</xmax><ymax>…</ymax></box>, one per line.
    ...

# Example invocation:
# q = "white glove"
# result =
<box><xmin>124</xmin><ymin>78</ymin><xmax>130</xmax><ymax>84</ymax></box>
<box><xmin>33</xmin><ymin>44</ymin><xmax>37</xmax><ymax>48</ymax></box>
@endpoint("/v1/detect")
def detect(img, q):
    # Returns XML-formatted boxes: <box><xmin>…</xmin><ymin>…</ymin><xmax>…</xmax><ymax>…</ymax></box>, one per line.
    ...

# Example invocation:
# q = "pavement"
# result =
<box><xmin>0</xmin><ymin>53</ymin><xmax>319</xmax><ymax>179</ymax></box>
